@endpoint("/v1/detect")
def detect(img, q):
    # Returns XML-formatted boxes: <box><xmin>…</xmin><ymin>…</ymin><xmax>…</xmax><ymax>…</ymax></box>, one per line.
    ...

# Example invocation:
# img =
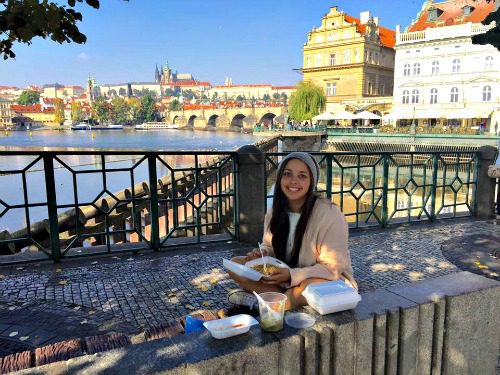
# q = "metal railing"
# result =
<box><xmin>0</xmin><ymin>147</ymin><xmax>483</xmax><ymax>263</ymax></box>
<box><xmin>0</xmin><ymin>150</ymin><xmax>239</xmax><ymax>262</ymax></box>
<box><xmin>265</xmin><ymin>151</ymin><xmax>478</xmax><ymax>228</ymax></box>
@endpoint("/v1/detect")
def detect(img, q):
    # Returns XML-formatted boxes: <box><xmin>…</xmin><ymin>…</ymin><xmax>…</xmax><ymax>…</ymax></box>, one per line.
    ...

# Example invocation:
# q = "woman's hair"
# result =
<box><xmin>270</xmin><ymin>158</ymin><xmax>318</xmax><ymax>267</ymax></box>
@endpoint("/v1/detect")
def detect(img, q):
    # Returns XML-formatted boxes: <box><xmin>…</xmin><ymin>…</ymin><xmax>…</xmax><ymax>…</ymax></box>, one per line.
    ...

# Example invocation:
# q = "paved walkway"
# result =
<box><xmin>0</xmin><ymin>218</ymin><xmax>498</xmax><ymax>356</ymax></box>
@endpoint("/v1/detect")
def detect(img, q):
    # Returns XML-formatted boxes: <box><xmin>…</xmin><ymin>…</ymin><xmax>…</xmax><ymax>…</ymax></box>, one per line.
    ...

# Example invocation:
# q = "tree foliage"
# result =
<box><xmin>169</xmin><ymin>99</ymin><xmax>182</xmax><ymax>111</ymax></box>
<box><xmin>92</xmin><ymin>96</ymin><xmax>109</xmax><ymax>124</ymax></box>
<box><xmin>471</xmin><ymin>0</ymin><xmax>500</xmax><ymax>50</ymax></box>
<box><xmin>288</xmin><ymin>80</ymin><xmax>326</xmax><ymax>123</ymax></box>
<box><xmin>140</xmin><ymin>94</ymin><xmax>156</xmax><ymax>122</ymax></box>
<box><xmin>53</xmin><ymin>98</ymin><xmax>65</xmax><ymax>124</ymax></box>
<box><xmin>110</xmin><ymin>96</ymin><xmax>129</xmax><ymax>124</ymax></box>
<box><xmin>70</xmin><ymin>101</ymin><xmax>82</xmax><ymax>123</ymax></box>
<box><xmin>17</xmin><ymin>90</ymin><xmax>40</xmax><ymax>105</ymax></box>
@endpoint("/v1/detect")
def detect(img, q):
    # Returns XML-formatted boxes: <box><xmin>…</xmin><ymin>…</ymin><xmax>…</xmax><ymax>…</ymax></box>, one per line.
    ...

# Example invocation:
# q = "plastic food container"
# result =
<box><xmin>285</xmin><ymin>312</ymin><xmax>316</xmax><ymax>329</ymax></box>
<box><xmin>302</xmin><ymin>280</ymin><xmax>361</xmax><ymax>315</ymax></box>
<box><xmin>222</xmin><ymin>256</ymin><xmax>289</xmax><ymax>281</ymax></box>
<box><xmin>203</xmin><ymin>314</ymin><xmax>259</xmax><ymax>339</ymax></box>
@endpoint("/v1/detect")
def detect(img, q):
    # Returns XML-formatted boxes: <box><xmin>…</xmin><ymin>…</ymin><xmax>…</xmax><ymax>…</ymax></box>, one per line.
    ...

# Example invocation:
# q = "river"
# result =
<box><xmin>0</xmin><ymin>129</ymin><xmax>259</xmax><ymax>231</ymax></box>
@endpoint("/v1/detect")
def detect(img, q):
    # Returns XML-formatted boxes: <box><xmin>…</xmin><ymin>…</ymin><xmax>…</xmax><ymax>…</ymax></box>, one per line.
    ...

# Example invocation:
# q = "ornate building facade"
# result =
<box><xmin>301</xmin><ymin>6</ymin><xmax>396</xmax><ymax>113</ymax></box>
<box><xmin>392</xmin><ymin>0</ymin><xmax>499</xmax><ymax>132</ymax></box>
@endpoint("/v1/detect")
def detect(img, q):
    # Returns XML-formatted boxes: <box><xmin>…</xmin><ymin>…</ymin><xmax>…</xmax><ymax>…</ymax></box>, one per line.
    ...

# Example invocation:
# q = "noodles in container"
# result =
<box><xmin>245</xmin><ymin>256</ymin><xmax>289</xmax><ymax>276</ymax></box>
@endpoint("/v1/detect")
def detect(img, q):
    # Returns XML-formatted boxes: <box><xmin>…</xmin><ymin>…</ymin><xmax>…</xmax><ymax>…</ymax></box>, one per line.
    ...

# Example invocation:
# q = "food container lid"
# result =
<box><xmin>302</xmin><ymin>280</ymin><xmax>359</xmax><ymax>307</ymax></box>
<box><xmin>285</xmin><ymin>312</ymin><xmax>316</xmax><ymax>329</ymax></box>
<box><xmin>223</xmin><ymin>258</ymin><xmax>262</xmax><ymax>281</ymax></box>
<box><xmin>245</xmin><ymin>256</ymin><xmax>290</xmax><ymax>269</ymax></box>
<box><xmin>203</xmin><ymin>314</ymin><xmax>259</xmax><ymax>339</ymax></box>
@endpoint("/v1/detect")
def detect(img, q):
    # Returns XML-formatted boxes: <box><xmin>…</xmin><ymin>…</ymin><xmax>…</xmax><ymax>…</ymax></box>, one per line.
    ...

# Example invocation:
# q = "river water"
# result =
<box><xmin>0</xmin><ymin>129</ymin><xmax>259</xmax><ymax>231</ymax></box>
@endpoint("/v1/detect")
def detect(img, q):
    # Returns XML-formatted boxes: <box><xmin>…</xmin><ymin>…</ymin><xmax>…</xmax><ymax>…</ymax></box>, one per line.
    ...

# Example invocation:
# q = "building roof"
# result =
<box><xmin>11</xmin><ymin>104</ymin><xmax>54</xmax><ymax>113</ymax></box>
<box><xmin>211</xmin><ymin>84</ymin><xmax>273</xmax><ymax>89</ymax></box>
<box><xmin>408</xmin><ymin>0</ymin><xmax>496</xmax><ymax>32</ymax></box>
<box><xmin>343</xmin><ymin>14</ymin><xmax>396</xmax><ymax>48</ymax></box>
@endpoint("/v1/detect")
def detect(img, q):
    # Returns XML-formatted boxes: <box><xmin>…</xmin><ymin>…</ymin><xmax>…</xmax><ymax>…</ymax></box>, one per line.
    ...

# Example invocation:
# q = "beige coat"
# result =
<box><xmin>261</xmin><ymin>198</ymin><xmax>356</xmax><ymax>288</ymax></box>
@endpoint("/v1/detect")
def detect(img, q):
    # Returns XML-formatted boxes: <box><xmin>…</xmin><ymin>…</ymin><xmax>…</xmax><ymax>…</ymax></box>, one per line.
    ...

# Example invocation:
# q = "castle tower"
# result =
<box><xmin>162</xmin><ymin>60</ymin><xmax>171</xmax><ymax>84</ymax></box>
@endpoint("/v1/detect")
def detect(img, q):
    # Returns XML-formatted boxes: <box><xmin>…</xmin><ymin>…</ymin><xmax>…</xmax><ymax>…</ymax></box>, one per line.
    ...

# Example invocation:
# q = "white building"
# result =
<box><xmin>392</xmin><ymin>0</ymin><xmax>500</xmax><ymax>133</ymax></box>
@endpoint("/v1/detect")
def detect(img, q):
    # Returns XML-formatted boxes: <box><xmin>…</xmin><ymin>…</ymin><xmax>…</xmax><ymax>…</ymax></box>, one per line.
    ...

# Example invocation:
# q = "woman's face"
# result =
<box><xmin>279</xmin><ymin>158</ymin><xmax>311</xmax><ymax>211</ymax></box>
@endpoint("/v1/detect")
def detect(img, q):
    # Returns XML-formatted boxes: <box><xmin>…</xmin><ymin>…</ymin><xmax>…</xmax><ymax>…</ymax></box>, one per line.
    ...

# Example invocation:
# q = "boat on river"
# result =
<box><xmin>71</xmin><ymin>123</ymin><xmax>123</xmax><ymax>130</ymax></box>
<box><xmin>135</xmin><ymin>122</ymin><xmax>178</xmax><ymax>130</ymax></box>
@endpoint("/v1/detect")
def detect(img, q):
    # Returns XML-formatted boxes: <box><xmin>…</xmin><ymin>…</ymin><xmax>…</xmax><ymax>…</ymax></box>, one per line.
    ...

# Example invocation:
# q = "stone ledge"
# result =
<box><xmin>14</xmin><ymin>271</ymin><xmax>500</xmax><ymax>375</ymax></box>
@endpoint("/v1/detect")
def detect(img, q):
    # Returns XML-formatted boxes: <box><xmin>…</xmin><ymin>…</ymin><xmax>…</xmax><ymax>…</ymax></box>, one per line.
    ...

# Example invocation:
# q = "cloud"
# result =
<box><xmin>78</xmin><ymin>52</ymin><xmax>90</xmax><ymax>61</ymax></box>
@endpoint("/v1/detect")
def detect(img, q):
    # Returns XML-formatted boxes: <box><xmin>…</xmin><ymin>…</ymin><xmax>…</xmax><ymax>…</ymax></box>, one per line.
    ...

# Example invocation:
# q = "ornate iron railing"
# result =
<box><xmin>264</xmin><ymin>151</ymin><xmax>478</xmax><ymax>228</ymax></box>
<box><xmin>0</xmin><ymin>150</ymin><xmax>239</xmax><ymax>262</ymax></box>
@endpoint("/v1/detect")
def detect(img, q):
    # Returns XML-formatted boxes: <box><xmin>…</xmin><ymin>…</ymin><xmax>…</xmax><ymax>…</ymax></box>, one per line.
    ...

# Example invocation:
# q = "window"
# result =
<box><xmin>314</xmin><ymin>54</ymin><xmax>322</xmax><ymax>67</ymax></box>
<box><xmin>432</xmin><ymin>61</ymin><xmax>440</xmax><ymax>75</ymax></box>
<box><xmin>411</xmin><ymin>89</ymin><xmax>419</xmax><ymax>104</ymax></box>
<box><xmin>326</xmin><ymin>82</ymin><xmax>337</xmax><ymax>96</ymax></box>
<box><xmin>306</xmin><ymin>57</ymin><xmax>311</xmax><ymax>68</ymax></box>
<box><xmin>368</xmin><ymin>82</ymin><xmax>373</xmax><ymax>95</ymax></box>
<box><xmin>430</xmin><ymin>88</ymin><xmax>438</xmax><ymax>104</ymax></box>
<box><xmin>482</xmin><ymin>85</ymin><xmax>492</xmax><ymax>102</ymax></box>
<box><xmin>450</xmin><ymin>87</ymin><xmax>459</xmax><ymax>102</ymax></box>
<box><xmin>402</xmin><ymin>90</ymin><xmax>410</xmax><ymax>104</ymax></box>
<box><xmin>403</xmin><ymin>63</ymin><xmax>411</xmax><ymax>76</ymax></box>
<box><xmin>329</xmin><ymin>54</ymin><xmax>336</xmax><ymax>66</ymax></box>
<box><xmin>452</xmin><ymin>59</ymin><xmax>460</xmax><ymax>73</ymax></box>
<box><xmin>485</xmin><ymin>56</ymin><xmax>493</xmax><ymax>70</ymax></box>
<box><xmin>413</xmin><ymin>63</ymin><xmax>421</xmax><ymax>76</ymax></box>
<box><xmin>343</xmin><ymin>49</ymin><xmax>352</xmax><ymax>64</ymax></box>
<box><xmin>380</xmin><ymin>84</ymin><xmax>385</xmax><ymax>95</ymax></box>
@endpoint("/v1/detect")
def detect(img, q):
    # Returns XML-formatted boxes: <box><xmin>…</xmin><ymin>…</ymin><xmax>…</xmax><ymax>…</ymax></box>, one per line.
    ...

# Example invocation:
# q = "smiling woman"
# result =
<box><xmin>225</xmin><ymin>151</ymin><xmax>356</xmax><ymax>313</ymax></box>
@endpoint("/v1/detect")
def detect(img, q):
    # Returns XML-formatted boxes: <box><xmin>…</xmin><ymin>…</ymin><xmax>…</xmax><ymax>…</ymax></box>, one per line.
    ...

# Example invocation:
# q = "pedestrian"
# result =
<box><xmin>220</xmin><ymin>152</ymin><xmax>356</xmax><ymax>317</ymax></box>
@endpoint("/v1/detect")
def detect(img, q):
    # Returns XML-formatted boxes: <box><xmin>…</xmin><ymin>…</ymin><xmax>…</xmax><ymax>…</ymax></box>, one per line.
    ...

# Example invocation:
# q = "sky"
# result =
<box><xmin>0</xmin><ymin>0</ymin><xmax>426</xmax><ymax>88</ymax></box>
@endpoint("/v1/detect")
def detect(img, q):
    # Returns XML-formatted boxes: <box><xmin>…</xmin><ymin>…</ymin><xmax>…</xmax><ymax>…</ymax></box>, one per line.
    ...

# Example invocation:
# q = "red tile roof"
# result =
<box><xmin>212</xmin><ymin>84</ymin><xmax>272</xmax><ymax>89</ymax></box>
<box><xmin>272</xmin><ymin>86</ymin><xmax>295</xmax><ymax>90</ymax></box>
<box><xmin>408</xmin><ymin>0</ymin><xmax>495</xmax><ymax>32</ymax></box>
<box><xmin>11</xmin><ymin>104</ymin><xmax>54</xmax><ymax>113</ymax></box>
<box><xmin>171</xmin><ymin>81</ymin><xmax>211</xmax><ymax>87</ymax></box>
<box><xmin>344</xmin><ymin>15</ymin><xmax>396</xmax><ymax>48</ymax></box>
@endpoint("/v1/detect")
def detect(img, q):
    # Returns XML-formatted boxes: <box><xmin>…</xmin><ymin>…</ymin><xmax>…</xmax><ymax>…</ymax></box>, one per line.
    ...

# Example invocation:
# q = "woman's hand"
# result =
<box><xmin>262</xmin><ymin>267</ymin><xmax>291</xmax><ymax>285</ymax></box>
<box><xmin>246</xmin><ymin>247</ymin><xmax>268</xmax><ymax>261</ymax></box>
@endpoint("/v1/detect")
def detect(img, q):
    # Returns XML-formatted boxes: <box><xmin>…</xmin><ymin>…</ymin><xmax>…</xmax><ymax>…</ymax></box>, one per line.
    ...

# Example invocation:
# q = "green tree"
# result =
<box><xmin>128</xmin><ymin>97</ymin><xmax>142</xmax><ymax>123</ymax></box>
<box><xmin>17</xmin><ymin>90</ymin><xmax>40</xmax><ymax>105</ymax></box>
<box><xmin>92</xmin><ymin>96</ymin><xmax>110</xmax><ymax>124</ymax></box>
<box><xmin>53</xmin><ymin>99</ymin><xmax>65</xmax><ymax>125</ymax></box>
<box><xmin>164</xmin><ymin>88</ymin><xmax>175</xmax><ymax>97</ymax></box>
<box><xmin>118</xmin><ymin>87</ymin><xmax>127</xmax><ymax>96</ymax></box>
<box><xmin>262</xmin><ymin>93</ymin><xmax>271</xmax><ymax>102</ymax></box>
<box><xmin>169</xmin><ymin>98</ymin><xmax>182</xmax><ymax>111</ymax></box>
<box><xmin>272</xmin><ymin>93</ymin><xmax>281</xmax><ymax>101</ymax></box>
<box><xmin>288</xmin><ymin>80</ymin><xmax>326</xmax><ymax>124</ymax></box>
<box><xmin>236</xmin><ymin>95</ymin><xmax>244</xmax><ymax>102</ymax></box>
<box><xmin>70</xmin><ymin>101</ymin><xmax>82</xmax><ymax>123</ymax></box>
<box><xmin>182</xmin><ymin>89</ymin><xmax>194</xmax><ymax>100</ymax></box>
<box><xmin>110</xmin><ymin>96</ymin><xmax>129</xmax><ymax>124</ymax></box>
<box><xmin>140</xmin><ymin>94</ymin><xmax>156</xmax><ymax>122</ymax></box>
<box><xmin>472</xmin><ymin>0</ymin><xmax>500</xmax><ymax>50</ymax></box>
<box><xmin>0</xmin><ymin>0</ymin><xmax>129</xmax><ymax>59</ymax></box>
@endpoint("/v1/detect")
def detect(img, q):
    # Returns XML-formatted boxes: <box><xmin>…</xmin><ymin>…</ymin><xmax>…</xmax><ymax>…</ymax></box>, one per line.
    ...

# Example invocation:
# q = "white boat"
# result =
<box><xmin>71</xmin><ymin>123</ymin><xmax>123</xmax><ymax>130</ymax></box>
<box><xmin>135</xmin><ymin>122</ymin><xmax>178</xmax><ymax>130</ymax></box>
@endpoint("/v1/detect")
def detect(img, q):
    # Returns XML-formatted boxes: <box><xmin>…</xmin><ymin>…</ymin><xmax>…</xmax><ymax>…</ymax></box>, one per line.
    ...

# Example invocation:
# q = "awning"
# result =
<box><xmin>413</xmin><ymin>109</ymin><xmax>443</xmax><ymax>119</ymax></box>
<box><xmin>353</xmin><ymin>110</ymin><xmax>381</xmax><ymax>120</ymax></box>
<box><xmin>329</xmin><ymin>110</ymin><xmax>356</xmax><ymax>120</ymax></box>
<box><xmin>312</xmin><ymin>111</ymin><xmax>336</xmax><ymax>121</ymax></box>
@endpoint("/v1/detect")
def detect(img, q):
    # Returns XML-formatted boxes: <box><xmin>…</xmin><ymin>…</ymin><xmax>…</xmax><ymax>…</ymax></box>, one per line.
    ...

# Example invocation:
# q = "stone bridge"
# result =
<box><xmin>165</xmin><ymin>106</ymin><xmax>287</xmax><ymax>131</ymax></box>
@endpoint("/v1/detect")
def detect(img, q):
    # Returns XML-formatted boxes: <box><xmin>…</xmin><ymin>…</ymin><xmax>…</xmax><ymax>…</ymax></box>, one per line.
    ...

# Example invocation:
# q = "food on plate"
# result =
<box><xmin>250</xmin><ymin>264</ymin><xmax>281</xmax><ymax>276</ymax></box>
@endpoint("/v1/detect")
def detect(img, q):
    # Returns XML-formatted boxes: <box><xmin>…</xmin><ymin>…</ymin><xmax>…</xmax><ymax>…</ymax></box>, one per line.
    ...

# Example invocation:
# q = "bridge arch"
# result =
<box><xmin>187</xmin><ymin>115</ymin><xmax>197</xmax><ymax>128</ymax></box>
<box><xmin>172</xmin><ymin>115</ymin><xmax>184</xmax><ymax>125</ymax></box>
<box><xmin>230</xmin><ymin>114</ymin><xmax>245</xmax><ymax>128</ymax></box>
<box><xmin>208</xmin><ymin>114</ymin><xmax>218</xmax><ymax>129</ymax></box>
<box><xmin>258</xmin><ymin>112</ymin><xmax>277</xmax><ymax>126</ymax></box>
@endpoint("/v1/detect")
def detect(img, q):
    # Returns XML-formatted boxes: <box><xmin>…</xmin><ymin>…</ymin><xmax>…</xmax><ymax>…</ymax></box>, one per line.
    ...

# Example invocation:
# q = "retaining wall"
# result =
<box><xmin>17</xmin><ymin>271</ymin><xmax>499</xmax><ymax>375</ymax></box>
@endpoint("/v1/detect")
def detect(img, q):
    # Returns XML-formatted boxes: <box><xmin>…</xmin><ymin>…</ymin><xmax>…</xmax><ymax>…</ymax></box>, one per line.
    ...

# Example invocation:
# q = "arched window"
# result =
<box><xmin>432</xmin><ymin>61</ymin><xmax>440</xmax><ymax>75</ymax></box>
<box><xmin>485</xmin><ymin>56</ymin><xmax>494</xmax><ymax>70</ymax></box>
<box><xmin>450</xmin><ymin>87</ymin><xmax>459</xmax><ymax>102</ymax></box>
<box><xmin>430</xmin><ymin>88</ymin><xmax>438</xmax><ymax>104</ymax></box>
<box><xmin>403</xmin><ymin>63</ymin><xmax>411</xmax><ymax>76</ymax></box>
<box><xmin>402</xmin><ymin>90</ymin><xmax>410</xmax><ymax>104</ymax></box>
<box><xmin>413</xmin><ymin>62</ymin><xmax>421</xmax><ymax>76</ymax></box>
<box><xmin>452</xmin><ymin>59</ymin><xmax>461</xmax><ymax>73</ymax></box>
<box><xmin>482</xmin><ymin>85</ymin><xmax>492</xmax><ymax>102</ymax></box>
<box><xmin>411</xmin><ymin>89</ymin><xmax>419</xmax><ymax>104</ymax></box>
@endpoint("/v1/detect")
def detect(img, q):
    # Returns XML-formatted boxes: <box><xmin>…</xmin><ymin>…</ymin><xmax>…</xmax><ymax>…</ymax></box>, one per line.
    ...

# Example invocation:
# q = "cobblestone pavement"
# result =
<box><xmin>0</xmin><ymin>218</ymin><xmax>499</xmax><ymax>352</ymax></box>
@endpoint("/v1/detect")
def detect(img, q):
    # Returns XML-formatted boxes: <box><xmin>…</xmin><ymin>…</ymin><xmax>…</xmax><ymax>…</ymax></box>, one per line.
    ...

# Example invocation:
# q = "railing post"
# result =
<box><xmin>147</xmin><ymin>154</ymin><xmax>160</xmax><ymax>251</ymax></box>
<box><xmin>381</xmin><ymin>154</ymin><xmax>389</xmax><ymax>228</ymax></box>
<box><xmin>474</xmin><ymin>146</ymin><xmax>497</xmax><ymax>219</ymax></box>
<box><xmin>325</xmin><ymin>154</ymin><xmax>332</xmax><ymax>200</ymax></box>
<box><xmin>43</xmin><ymin>155</ymin><xmax>61</xmax><ymax>262</ymax></box>
<box><xmin>430</xmin><ymin>154</ymin><xmax>438</xmax><ymax>221</ymax></box>
<box><xmin>236</xmin><ymin>145</ymin><xmax>266</xmax><ymax>244</ymax></box>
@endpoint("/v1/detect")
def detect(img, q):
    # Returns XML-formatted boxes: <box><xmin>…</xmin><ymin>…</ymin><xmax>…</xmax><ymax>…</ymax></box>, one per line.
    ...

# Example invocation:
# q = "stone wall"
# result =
<box><xmin>20</xmin><ymin>271</ymin><xmax>499</xmax><ymax>375</ymax></box>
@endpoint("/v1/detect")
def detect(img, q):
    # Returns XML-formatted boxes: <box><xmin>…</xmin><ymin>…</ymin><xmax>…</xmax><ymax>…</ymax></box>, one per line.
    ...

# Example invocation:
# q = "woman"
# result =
<box><xmin>224</xmin><ymin>152</ymin><xmax>356</xmax><ymax>315</ymax></box>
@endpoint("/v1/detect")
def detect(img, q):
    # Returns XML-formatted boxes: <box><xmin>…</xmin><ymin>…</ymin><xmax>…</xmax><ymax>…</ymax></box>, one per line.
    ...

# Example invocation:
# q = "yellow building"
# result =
<box><xmin>302</xmin><ymin>6</ymin><xmax>396</xmax><ymax>112</ymax></box>
<box><xmin>0</xmin><ymin>98</ymin><xmax>13</xmax><ymax>129</ymax></box>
